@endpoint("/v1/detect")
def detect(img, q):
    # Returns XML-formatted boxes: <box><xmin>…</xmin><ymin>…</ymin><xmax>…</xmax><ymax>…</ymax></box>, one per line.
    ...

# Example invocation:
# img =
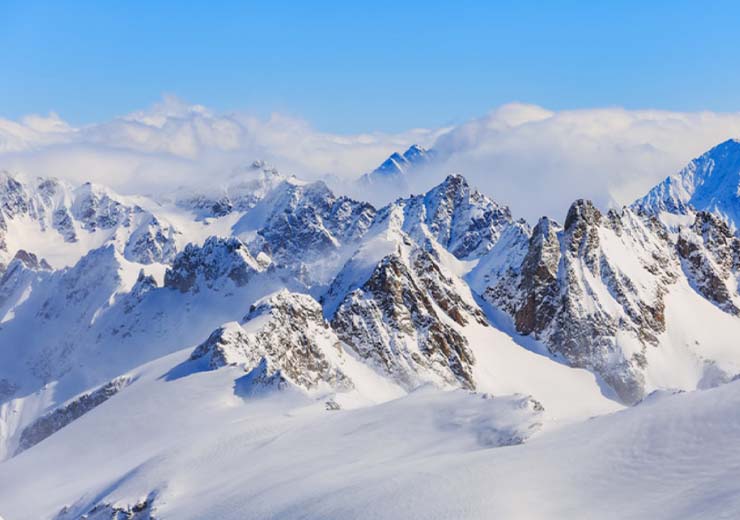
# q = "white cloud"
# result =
<box><xmin>1</xmin><ymin>96</ymin><xmax>740</xmax><ymax>222</ymax></box>
<box><xmin>416</xmin><ymin>103</ymin><xmax>740</xmax><ymax>221</ymax></box>
<box><xmin>0</xmin><ymin>96</ymin><xmax>439</xmax><ymax>196</ymax></box>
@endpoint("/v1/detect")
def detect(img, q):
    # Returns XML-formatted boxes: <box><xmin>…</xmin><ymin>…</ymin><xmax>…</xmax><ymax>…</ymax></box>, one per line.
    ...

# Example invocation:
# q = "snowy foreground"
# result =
<box><xmin>4</xmin><ymin>140</ymin><xmax>740</xmax><ymax>518</ymax></box>
<box><xmin>0</xmin><ymin>350</ymin><xmax>738</xmax><ymax>519</ymax></box>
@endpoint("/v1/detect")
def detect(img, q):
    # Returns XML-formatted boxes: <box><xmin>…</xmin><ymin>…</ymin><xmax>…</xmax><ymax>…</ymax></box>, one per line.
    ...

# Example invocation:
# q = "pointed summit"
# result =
<box><xmin>401</xmin><ymin>144</ymin><xmax>433</xmax><ymax>165</ymax></box>
<box><xmin>634</xmin><ymin>138</ymin><xmax>740</xmax><ymax>229</ymax></box>
<box><xmin>362</xmin><ymin>144</ymin><xmax>436</xmax><ymax>184</ymax></box>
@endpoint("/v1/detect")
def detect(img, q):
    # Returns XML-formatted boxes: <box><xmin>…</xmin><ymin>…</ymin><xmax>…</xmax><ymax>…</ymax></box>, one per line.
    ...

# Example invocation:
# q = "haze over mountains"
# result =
<box><xmin>6</xmin><ymin>98</ymin><xmax>740</xmax><ymax>221</ymax></box>
<box><xmin>2</xmin><ymin>138</ymin><xmax>740</xmax><ymax>518</ymax></box>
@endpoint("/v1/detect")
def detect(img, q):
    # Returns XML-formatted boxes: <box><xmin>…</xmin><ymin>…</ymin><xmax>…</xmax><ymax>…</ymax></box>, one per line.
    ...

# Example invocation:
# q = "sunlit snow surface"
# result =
<box><xmin>4</xmin><ymin>143</ymin><xmax>740</xmax><ymax>519</ymax></box>
<box><xmin>0</xmin><ymin>349</ymin><xmax>738</xmax><ymax>519</ymax></box>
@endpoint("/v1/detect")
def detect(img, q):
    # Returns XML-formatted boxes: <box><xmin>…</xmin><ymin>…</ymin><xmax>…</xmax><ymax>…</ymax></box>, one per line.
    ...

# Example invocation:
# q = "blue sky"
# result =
<box><xmin>2</xmin><ymin>0</ymin><xmax>739</xmax><ymax>133</ymax></box>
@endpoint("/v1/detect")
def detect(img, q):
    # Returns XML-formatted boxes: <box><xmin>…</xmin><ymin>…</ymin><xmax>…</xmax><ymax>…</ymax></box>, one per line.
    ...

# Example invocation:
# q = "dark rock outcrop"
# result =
<box><xmin>164</xmin><ymin>237</ymin><xmax>262</xmax><ymax>293</ymax></box>
<box><xmin>191</xmin><ymin>291</ymin><xmax>352</xmax><ymax>392</ymax></box>
<box><xmin>16</xmin><ymin>376</ymin><xmax>131</xmax><ymax>454</ymax></box>
<box><xmin>331</xmin><ymin>247</ymin><xmax>480</xmax><ymax>390</ymax></box>
<box><xmin>677</xmin><ymin>211</ymin><xmax>740</xmax><ymax>315</ymax></box>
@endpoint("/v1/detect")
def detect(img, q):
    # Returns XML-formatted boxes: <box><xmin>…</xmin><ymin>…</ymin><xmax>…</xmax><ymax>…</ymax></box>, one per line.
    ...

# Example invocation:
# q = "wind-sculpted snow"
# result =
<box><xmin>0</xmin><ymin>245</ymin><xmax>132</xmax><ymax>389</ymax></box>
<box><xmin>6</xmin><ymin>364</ymin><xmax>740</xmax><ymax>520</ymax></box>
<box><xmin>0</xmin><ymin>239</ymin><xmax>281</xmax><ymax>459</ymax></box>
<box><xmin>0</xmin><ymin>246</ymin><xmax>139</xmax><ymax>459</ymax></box>
<box><xmin>0</xmin><ymin>358</ymin><xmax>548</xmax><ymax>520</ymax></box>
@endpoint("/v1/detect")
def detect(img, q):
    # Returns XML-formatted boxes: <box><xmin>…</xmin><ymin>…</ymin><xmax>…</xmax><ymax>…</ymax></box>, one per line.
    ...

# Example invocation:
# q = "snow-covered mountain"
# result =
<box><xmin>360</xmin><ymin>144</ymin><xmax>436</xmax><ymax>186</ymax></box>
<box><xmin>0</xmin><ymin>171</ymin><xmax>179</xmax><ymax>270</ymax></box>
<box><xmin>3</xmin><ymin>139</ymin><xmax>740</xmax><ymax>519</ymax></box>
<box><xmin>634</xmin><ymin>138</ymin><xmax>740</xmax><ymax>230</ymax></box>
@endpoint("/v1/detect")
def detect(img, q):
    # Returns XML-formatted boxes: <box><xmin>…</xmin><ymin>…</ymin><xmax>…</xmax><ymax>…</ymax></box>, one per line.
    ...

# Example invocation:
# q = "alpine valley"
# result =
<box><xmin>3</xmin><ymin>140</ymin><xmax>740</xmax><ymax>519</ymax></box>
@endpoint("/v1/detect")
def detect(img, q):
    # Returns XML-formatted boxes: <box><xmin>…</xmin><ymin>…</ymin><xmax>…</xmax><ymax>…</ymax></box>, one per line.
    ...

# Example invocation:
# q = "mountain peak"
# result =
<box><xmin>439</xmin><ymin>173</ymin><xmax>468</xmax><ymax>189</ymax></box>
<box><xmin>362</xmin><ymin>144</ymin><xmax>436</xmax><ymax>184</ymax></box>
<box><xmin>402</xmin><ymin>144</ymin><xmax>430</xmax><ymax>161</ymax></box>
<box><xmin>633</xmin><ymin>137</ymin><xmax>740</xmax><ymax>229</ymax></box>
<box><xmin>707</xmin><ymin>137</ymin><xmax>740</xmax><ymax>154</ymax></box>
<box><xmin>564</xmin><ymin>199</ymin><xmax>602</xmax><ymax>231</ymax></box>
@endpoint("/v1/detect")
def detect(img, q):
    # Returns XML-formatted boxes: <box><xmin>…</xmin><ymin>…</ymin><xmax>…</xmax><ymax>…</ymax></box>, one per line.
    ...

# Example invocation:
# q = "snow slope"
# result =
<box><xmin>0</xmin><ymin>348</ymin><xmax>737</xmax><ymax>520</ymax></box>
<box><xmin>3</xmin><ymin>138</ymin><xmax>740</xmax><ymax>519</ymax></box>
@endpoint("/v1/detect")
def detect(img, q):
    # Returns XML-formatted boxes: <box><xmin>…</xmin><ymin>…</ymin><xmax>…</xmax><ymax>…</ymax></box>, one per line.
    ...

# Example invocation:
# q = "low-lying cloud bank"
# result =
<box><xmin>2</xmin><ymin>96</ymin><xmax>740</xmax><ymax>222</ymax></box>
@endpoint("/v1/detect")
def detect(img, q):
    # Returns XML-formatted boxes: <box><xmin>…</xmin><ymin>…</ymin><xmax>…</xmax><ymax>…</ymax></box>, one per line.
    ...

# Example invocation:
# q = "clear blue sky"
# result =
<box><xmin>2</xmin><ymin>0</ymin><xmax>739</xmax><ymax>133</ymax></box>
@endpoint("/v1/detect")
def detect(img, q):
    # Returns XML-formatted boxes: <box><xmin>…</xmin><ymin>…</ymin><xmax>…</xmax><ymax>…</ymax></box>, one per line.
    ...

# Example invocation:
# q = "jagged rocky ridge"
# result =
<box><xmin>55</xmin><ymin>493</ymin><xmax>157</xmax><ymax>520</ymax></box>
<box><xmin>0</xmin><ymin>171</ymin><xmax>177</xmax><ymax>269</ymax></box>
<box><xmin>331</xmin><ymin>244</ymin><xmax>487</xmax><ymax>391</ymax></box>
<box><xmin>15</xmin><ymin>376</ymin><xmax>131</xmax><ymax>455</ymax></box>
<box><xmin>190</xmin><ymin>290</ymin><xmax>353</xmax><ymax>394</ymax></box>
<box><xmin>243</xmin><ymin>179</ymin><xmax>376</xmax><ymax>265</ymax></box>
<box><xmin>164</xmin><ymin>236</ymin><xmax>266</xmax><ymax>293</ymax></box>
<box><xmin>478</xmin><ymin>201</ymin><xmax>677</xmax><ymax>403</ymax></box>
<box><xmin>392</xmin><ymin>173</ymin><xmax>517</xmax><ymax>259</ymax></box>
<box><xmin>3</xmin><ymin>139</ymin><xmax>740</xmax><ymax>464</ymax></box>
<box><xmin>676</xmin><ymin>211</ymin><xmax>740</xmax><ymax>315</ymax></box>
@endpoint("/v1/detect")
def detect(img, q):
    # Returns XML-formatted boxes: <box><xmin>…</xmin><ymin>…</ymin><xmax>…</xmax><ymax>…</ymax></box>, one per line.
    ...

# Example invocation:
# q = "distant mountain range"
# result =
<box><xmin>3</xmin><ymin>139</ymin><xmax>740</xmax><ymax>519</ymax></box>
<box><xmin>359</xmin><ymin>144</ymin><xmax>436</xmax><ymax>185</ymax></box>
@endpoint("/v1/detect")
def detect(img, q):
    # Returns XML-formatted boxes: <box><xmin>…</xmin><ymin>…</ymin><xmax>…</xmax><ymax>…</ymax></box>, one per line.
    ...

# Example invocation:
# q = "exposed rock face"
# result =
<box><xmin>331</xmin><ymin>246</ymin><xmax>483</xmax><ymax>391</ymax></box>
<box><xmin>386</xmin><ymin>174</ymin><xmax>515</xmax><ymax>260</ymax></box>
<box><xmin>0</xmin><ymin>173</ymin><xmax>26</xmax><ymax>268</ymax></box>
<box><xmin>191</xmin><ymin>290</ymin><xmax>352</xmax><ymax>392</ymax></box>
<box><xmin>483</xmin><ymin>200</ymin><xmax>677</xmax><ymax>404</ymax></box>
<box><xmin>123</xmin><ymin>215</ymin><xmax>177</xmax><ymax>265</ymax></box>
<box><xmin>513</xmin><ymin>216</ymin><xmax>561</xmax><ymax>335</ymax></box>
<box><xmin>677</xmin><ymin>211</ymin><xmax>740</xmax><ymax>315</ymax></box>
<box><xmin>10</xmin><ymin>249</ymin><xmax>52</xmax><ymax>271</ymax></box>
<box><xmin>0</xmin><ymin>171</ymin><xmax>31</xmax><ymax>219</ymax></box>
<box><xmin>412</xmin><ymin>247</ymin><xmax>488</xmax><ymax>328</ymax></box>
<box><xmin>55</xmin><ymin>494</ymin><xmax>156</xmax><ymax>520</ymax></box>
<box><xmin>418</xmin><ymin>174</ymin><xmax>514</xmax><ymax>259</ymax></box>
<box><xmin>247</xmin><ymin>180</ymin><xmax>376</xmax><ymax>265</ymax></box>
<box><xmin>9</xmin><ymin>135</ymin><xmax>740</xmax><ymax>473</ymax></box>
<box><xmin>71</xmin><ymin>182</ymin><xmax>131</xmax><ymax>232</ymax></box>
<box><xmin>16</xmin><ymin>376</ymin><xmax>131</xmax><ymax>454</ymax></box>
<box><xmin>164</xmin><ymin>237</ymin><xmax>263</xmax><ymax>292</ymax></box>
